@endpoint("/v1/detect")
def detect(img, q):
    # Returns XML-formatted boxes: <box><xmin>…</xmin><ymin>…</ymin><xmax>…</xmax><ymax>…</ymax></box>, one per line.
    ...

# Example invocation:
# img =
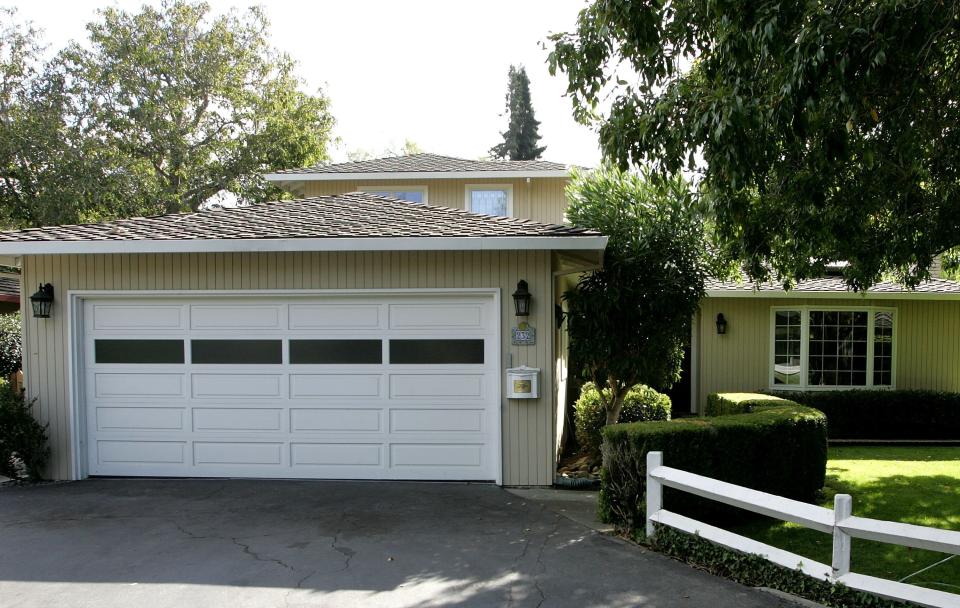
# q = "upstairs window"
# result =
<box><xmin>770</xmin><ymin>307</ymin><xmax>896</xmax><ymax>389</ymax></box>
<box><xmin>465</xmin><ymin>185</ymin><xmax>513</xmax><ymax>217</ymax></box>
<box><xmin>359</xmin><ymin>186</ymin><xmax>427</xmax><ymax>204</ymax></box>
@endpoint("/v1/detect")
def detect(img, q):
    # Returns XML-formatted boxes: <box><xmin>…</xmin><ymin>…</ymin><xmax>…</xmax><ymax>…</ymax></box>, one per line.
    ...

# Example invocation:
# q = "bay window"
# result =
<box><xmin>770</xmin><ymin>307</ymin><xmax>896</xmax><ymax>389</ymax></box>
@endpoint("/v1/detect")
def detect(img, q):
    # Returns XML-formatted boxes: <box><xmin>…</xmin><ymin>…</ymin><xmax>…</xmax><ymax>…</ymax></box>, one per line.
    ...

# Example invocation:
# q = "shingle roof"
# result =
<box><xmin>706</xmin><ymin>276</ymin><xmax>960</xmax><ymax>296</ymax></box>
<box><xmin>0</xmin><ymin>192</ymin><xmax>599</xmax><ymax>244</ymax></box>
<box><xmin>269</xmin><ymin>153</ymin><xmax>570</xmax><ymax>176</ymax></box>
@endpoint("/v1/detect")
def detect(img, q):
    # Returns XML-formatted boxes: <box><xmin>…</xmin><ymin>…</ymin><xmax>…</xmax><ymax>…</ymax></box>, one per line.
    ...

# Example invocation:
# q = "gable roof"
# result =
<box><xmin>0</xmin><ymin>192</ymin><xmax>606</xmax><ymax>255</ymax></box>
<box><xmin>706</xmin><ymin>276</ymin><xmax>960</xmax><ymax>300</ymax></box>
<box><xmin>264</xmin><ymin>153</ymin><xmax>572</xmax><ymax>181</ymax></box>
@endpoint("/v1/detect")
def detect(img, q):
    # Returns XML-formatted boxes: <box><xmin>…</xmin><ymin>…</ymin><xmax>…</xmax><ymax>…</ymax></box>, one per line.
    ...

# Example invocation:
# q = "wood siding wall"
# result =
<box><xmin>695</xmin><ymin>297</ymin><xmax>960</xmax><ymax>409</ymax></box>
<box><xmin>302</xmin><ymin>177</ymin><xmax>570</xmax><ymax>225</ymax></box>
<box><xmin>22</xmin><ymin>251</ymin><xmax>557</xmax><ymax>485</ymax></box>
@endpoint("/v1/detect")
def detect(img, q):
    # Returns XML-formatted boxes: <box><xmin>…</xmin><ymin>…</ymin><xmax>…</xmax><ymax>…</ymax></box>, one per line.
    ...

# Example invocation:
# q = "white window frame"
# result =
<box><xmin>464</xmin><ymin>184</ymin><xmax>514</xmax><ymax>217</ymax></box>
<box><xmin>768</xmin><ymin>305</ymin><xmax>898</xmax><ymax>391</ymax></box>
<box><xmin>358</xmin><ymin>185</ymin><xmax>428</xmax><ymax>204</ymax></box>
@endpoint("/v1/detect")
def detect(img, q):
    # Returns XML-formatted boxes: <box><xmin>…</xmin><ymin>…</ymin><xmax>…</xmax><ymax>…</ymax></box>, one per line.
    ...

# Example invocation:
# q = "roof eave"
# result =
<box><xmin>706</xmin><ymin>288</ymin><xmax>960</xmax><ymax>301</ymax></box>
<box><xmin>264</xmin><ymin>170</ymin><xmax>571</xmax><ymax>182</ymax></box>
<box><xmin>0</xmin><ymin>235</ymin><xmax>608</xmax><ymax>256</ymax></box>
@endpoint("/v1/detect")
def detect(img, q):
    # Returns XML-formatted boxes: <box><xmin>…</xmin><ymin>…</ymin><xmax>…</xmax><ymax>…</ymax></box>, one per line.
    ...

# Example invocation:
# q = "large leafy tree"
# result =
<box><xmin>0</xmin><ymin>2</ymin><xmax>334</xmax><ymax>227</ymax></box>
<box><xmin>565</xmin><ymin>166</ymin><xmax>709</xmax><ymax>425</ymax></box>
<box><xmin>549</xmin><ymin>0</ymin><xmax>960</xmax><ymax>289</ymax></box>
<box><xmin>489</xmin><ymin>65</ymin><xmax>546</xmax><ymax>161</ymax></box>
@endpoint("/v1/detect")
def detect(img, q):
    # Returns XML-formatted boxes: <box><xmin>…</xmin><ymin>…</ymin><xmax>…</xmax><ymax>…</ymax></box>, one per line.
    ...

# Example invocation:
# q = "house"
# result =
<box><xmin>695</xmin><ymin>275</ymin><xmax>960</xmax><ymax>410</ymax></box>
<box><xmin>3</xmin><ymin>151</ymin><xmax>958</xmax><ymax>485</ymax></box>
<box><xmin>0</xmin><ymin>154</ymin><xmax>603</xmax><ymax>486</ymax></box>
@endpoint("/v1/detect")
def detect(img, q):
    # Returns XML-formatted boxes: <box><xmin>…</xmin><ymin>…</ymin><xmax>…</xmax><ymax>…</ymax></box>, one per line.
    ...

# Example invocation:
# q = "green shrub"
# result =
<box><xmin>0</xmin><ymin>311</ymin><xmax>22</xmax><ymax>377</ymax></box>
<box><xmin>651</xmin><ymin>525</ymin><xmax>904</xmax><ymax>608</ymax></box>
<box><xmin>574</xmin><ymin>382</ymin><xmax>671</xmax><ymax>455</ymax></box>
<box><xmin>768</xmin><ymin>389</ymin><xmax>960</xmax><ymax>440</ymax></box>
<box><xmin>0</xmin><ymin>386</ymin><xmax>49</xmax><ymax>482</ymax></box>
<box><xmin>599</xmin><ymin>393</ymin><xmax>827</xmax><ymax>530</ymax></box>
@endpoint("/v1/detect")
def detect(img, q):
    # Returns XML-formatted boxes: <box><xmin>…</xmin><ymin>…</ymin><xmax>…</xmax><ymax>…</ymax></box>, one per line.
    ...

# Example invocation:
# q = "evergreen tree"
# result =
<box><xmin>489</xmin><ymin>65</ymin><xmax>545</xmax><ymax>161</ymax></box>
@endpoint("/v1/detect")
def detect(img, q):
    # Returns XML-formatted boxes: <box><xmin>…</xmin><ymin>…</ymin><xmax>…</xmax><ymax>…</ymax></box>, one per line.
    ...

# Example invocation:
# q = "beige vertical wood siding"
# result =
<box><xmin>302</xmin><ymin>177</ymin><xmax>570</xmax><ymax>225</ymax></box>
<box><xmin>22</xmin><ymin>251</ymin><xmax>557</xmax><ymax>486</ymax></box>
<box><xmin>695</xmin><ymin>296</ymin><xmax>960</xmax><ymax>409</ymax></box>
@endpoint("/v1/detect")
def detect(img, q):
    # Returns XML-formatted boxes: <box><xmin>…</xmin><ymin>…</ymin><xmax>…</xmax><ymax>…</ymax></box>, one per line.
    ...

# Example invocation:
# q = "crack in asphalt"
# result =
<box><xmin>231</xmin><ymin>537</ymin><xmax>298</xmax><ymax>572</ymax></box>
<box><xmin>532</xmin><ymin>513</ymin><xmax>561</xmax><ymax>608</ymax></box>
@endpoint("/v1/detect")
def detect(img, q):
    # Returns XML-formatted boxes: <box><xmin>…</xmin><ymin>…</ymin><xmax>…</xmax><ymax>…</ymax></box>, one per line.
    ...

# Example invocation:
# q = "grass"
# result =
<box><xmin>732</xmin><ymin>446</ymin><xmax>960</xmax><ymax>593</ymax></box>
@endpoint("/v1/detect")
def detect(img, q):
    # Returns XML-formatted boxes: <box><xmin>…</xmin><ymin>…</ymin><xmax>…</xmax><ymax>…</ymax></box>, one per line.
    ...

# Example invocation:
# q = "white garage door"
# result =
<box><xmin>81</xmin><ymin>294</ymin><xmax>500</xmax><ymax>481</ymax></box>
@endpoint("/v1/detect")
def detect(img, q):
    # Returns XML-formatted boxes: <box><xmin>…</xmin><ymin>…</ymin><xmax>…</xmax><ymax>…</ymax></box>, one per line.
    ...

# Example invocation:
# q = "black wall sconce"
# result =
<box><xmin>716</xmin><ymin>313</ymin><xmax>728</xmax><ymax>335</ymax></box>
<box><xmin>30</xmin><ymin>283</ymin><xmax>54</xmax><ymax>319</ymax></box>
<box><xmin>512</xmin><ymin>280</ymin><xmax>531</xmax><ymax>317</ymax></box>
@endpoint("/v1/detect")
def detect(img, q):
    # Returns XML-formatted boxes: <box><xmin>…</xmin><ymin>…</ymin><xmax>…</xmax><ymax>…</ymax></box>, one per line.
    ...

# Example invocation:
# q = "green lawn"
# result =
<box><xmin>732</xmin><ymin>446</ymin><xmax>960</xmax><ymax>593</ymax></box>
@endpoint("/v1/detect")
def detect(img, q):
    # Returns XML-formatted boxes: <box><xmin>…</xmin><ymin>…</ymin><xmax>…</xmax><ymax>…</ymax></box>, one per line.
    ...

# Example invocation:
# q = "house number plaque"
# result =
<box><xmin>511</xmin><ymin>322</ymin><xmax>536</xmax><ymax>346</ymax></box>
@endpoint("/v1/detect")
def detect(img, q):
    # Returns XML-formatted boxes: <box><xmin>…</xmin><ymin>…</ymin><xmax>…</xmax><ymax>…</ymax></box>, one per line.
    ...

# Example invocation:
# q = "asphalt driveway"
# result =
<box><xmin>0</xmin><ymin>479</ymin><xmax>789</xmax><ymax>607</ymax></box>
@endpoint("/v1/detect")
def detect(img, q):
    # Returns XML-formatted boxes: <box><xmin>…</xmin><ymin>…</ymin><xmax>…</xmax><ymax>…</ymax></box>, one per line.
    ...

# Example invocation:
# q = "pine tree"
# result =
<box><xmin>489</xmin><ymin>65</ymin><xmax>546</xmax><ymax>161</ymax></box>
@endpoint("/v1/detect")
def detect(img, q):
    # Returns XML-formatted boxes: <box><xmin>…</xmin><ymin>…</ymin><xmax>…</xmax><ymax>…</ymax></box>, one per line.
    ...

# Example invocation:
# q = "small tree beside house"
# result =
<box><xmin>565</xmin><ymin>166</ymin><xmax>710</xmax><ymax>425</ymax></box>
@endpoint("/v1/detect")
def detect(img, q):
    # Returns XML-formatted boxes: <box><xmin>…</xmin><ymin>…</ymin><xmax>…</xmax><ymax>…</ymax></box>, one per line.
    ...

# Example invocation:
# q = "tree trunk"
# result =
<box><xmin>605</xmin><ymin>385</ymin><xmax>626</xmax><ymax>425</ymax></box>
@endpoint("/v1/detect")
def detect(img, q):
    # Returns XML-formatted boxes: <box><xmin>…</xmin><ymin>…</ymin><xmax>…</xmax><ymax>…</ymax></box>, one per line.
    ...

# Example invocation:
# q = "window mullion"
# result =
<box><xmin>800</xmin><ymin>307</ymin><xmax>809</xmax><ymax>389</ymax></box>
<box><xmin>866</xmin><ymin>309</ymin><xmax>876</xmax><ymax>388</ymax></box>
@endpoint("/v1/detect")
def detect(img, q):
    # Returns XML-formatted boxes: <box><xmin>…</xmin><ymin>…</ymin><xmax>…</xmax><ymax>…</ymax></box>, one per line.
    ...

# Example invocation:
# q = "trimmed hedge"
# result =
<box><xmin>0</xmin><ymin>385</ymin><xmax>49</xmax><ymax>482</ymax></box>
<box><xmin>599</xmin><ymin>393</ymin><xmax>827</xmax><ymax>530</ymax></box>
<box><xmin>573</xmin><ymin>382</ymin><xmax>671</xmax><ymax>456</ymax></box>
<box><xmin>767</xmin><ymin>389</ymin><xmax>960</xmax><ymax>440</ymax></box>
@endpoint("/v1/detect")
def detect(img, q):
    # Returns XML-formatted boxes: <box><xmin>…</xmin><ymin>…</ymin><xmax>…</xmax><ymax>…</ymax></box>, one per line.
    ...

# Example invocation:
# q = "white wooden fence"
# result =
<box><xmin>645</xmin><ymin>451</ymin><xmax>960</xmax><ymax>608</ymax></box>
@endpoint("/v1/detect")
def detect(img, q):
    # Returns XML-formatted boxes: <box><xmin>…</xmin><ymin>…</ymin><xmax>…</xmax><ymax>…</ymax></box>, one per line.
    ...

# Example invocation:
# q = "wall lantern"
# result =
<box><xmin>512</xmin><ymin>280</ymin><xmax>531</xmax><ymax>317</ymax></box>
<box><xmin>716</xmin><ymin>313</ymin><xmax>728</xmax><ymax>335</ymax></box>
<box><xmin>30</xmin><ymin>283</ymin><xmax>54</xmax><ymax>319</ymax></box>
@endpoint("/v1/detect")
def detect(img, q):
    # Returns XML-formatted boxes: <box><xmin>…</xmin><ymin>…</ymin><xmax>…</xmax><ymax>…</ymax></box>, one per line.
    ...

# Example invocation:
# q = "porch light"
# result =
<box><xmin>30</xmin><ymin>283</ymin><xmax>54</xmax><ymax>319</ymax></box>
<box><xmin>512</xmin><ymin>280</ymin><xmax>531</xmax><ymax>317</ymax></box>
<box><xmin>716</xmin><ymin>313</ymin><xmax>728</xmax><ymax>335</ymax></box>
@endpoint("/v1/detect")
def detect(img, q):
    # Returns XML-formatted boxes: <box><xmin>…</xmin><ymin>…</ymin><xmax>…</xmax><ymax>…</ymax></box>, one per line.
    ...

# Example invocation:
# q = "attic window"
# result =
<box><xmin>770</xmin><ymin>307</ymin><xmax>896</xmax><ymax>390</ymax></box>
<box><xmin>358</xmin><ymin>185</ymin><xmax>427</xmax><ymax>204</ymax></box>
<box><xmin>465</xmin><ymin>184</ymin><xmax>513</xmax><ymax>217</ymax></box>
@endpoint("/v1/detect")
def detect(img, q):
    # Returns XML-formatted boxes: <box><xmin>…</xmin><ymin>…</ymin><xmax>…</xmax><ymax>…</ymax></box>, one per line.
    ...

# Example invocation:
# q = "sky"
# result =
<box><xmin>6</xmin><ymin>0</ymin><xmax>602</xmax><ymax>167</ymax></box>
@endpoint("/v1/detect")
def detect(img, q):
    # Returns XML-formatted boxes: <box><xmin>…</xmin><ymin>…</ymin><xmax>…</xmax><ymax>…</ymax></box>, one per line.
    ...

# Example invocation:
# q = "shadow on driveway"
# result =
<box><xmin>0</xmin><ymin>479</ymin><xmax>789</xmax><ymax>607</ymax></box>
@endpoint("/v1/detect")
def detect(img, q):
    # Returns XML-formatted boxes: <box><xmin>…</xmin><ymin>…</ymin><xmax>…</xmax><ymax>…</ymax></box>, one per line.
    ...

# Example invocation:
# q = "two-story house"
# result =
<box><xmin>2</xmin><ymin>152</ymin><xmax>959</xmax><ymax>486</ymax></box>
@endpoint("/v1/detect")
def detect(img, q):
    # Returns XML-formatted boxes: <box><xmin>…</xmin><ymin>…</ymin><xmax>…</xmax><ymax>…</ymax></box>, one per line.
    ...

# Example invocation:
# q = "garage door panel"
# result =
<box><xmin>94</xmin><ymin>373</ymin><xmax>185</xmax><ymax>398</ymax></box>
<box><xmin>389</xmin><ymin>374</ymin><xmax>484</xmax><ymax>398</ymax></box>
<box><xmin>98</xmin><ymin>440</ymin><xmax>185</xmax><ymax>464</ymax></box>
<box><xmin>193</xmin><ymin>408</ymin><xmax>282</xmax><ymax>431</ymax></box>
<box><xmin>97</xmin><ymin>407</ymin><xmax>185</xmax><ymax>431</ymax></box>
<box><xmin>289</xmin><ymin>304</ymin><xmax>382</xmax><ymax>330</ymax></box>
<box><xmin>390</xmin><ymin>409</ymin><xmax>484</xmax><ymax>433</ymax></box>
<box><xmin>91</xmin><ymin>304</ymin><xmax>185</xmax><ymax>331</ymax></box>
<box><xmin>389</xmin><ymin>303</ymin><xmax>484</xmax><ymax>329</ymax></box>
<box><xmin>194</xmin><ymin>442</ymin><xmax>283</xmax><ymax>466</ymax></box>
<box><xmin>84</xmin><ymin>295</ymin><xmax>499</xmax><ymax>481</ymax></box>
<box><xmin>390</xmin><ymin>443</ymin><xmax>484</xmax><ymax>467</ymax></box>
<box><xmin>190</xmin><ymin>305</ymin><xmax>283</xmax><ymax>330</ymax></box>
<box><xmin>192</xmin><ymin>374</ymin><xmax>282</xmax><ymax>398</ymax></box>
<box><xmin>291</xmin><ymin>408</ymin><xmax>382</xmax><ymax>432</ymax></box>
<box><xmin>290</xmin><ymin>374</ymin><xmax>382</xmax><ymax>398</ymax></box>
<box><xmin>291</xmin><ymin>443</ymin><xmax>382</xmax><ymax>466</ymax></box>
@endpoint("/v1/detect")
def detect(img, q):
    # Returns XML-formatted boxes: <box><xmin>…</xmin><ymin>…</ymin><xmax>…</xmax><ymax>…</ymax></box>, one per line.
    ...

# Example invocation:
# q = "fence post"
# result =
<box><xmin>832</xmin><ymin>494</ymin><xmax>852</xmax><ymax>579</ymax></box>
<box><xmin>646</xmin><ymin>451</ymin><xmax>663</xmax><ymax>539</ymax></box>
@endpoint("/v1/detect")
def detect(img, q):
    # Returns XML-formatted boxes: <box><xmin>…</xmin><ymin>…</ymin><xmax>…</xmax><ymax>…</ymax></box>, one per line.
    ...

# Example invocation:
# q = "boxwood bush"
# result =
<box><xmin>574</xmin><ymin>382</ymin><xmax>671</xmax><ymax>456</ymax></box>
<box><xmin>767</xmin><ymin>389</ymin><xmax>960</xmax><ymax>440</ymax></box>
<box><xmin>599</xmin><ymin>393</ymin><xmax>827</xmax><ymax>530</ymax></box>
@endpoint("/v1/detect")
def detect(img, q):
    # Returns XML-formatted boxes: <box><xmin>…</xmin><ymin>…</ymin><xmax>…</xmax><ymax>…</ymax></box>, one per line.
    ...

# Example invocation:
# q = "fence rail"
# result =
<box><xmin>645</xmin><ymin>451</ymin><xmax>960</xmax><ymax>608</ymax></box>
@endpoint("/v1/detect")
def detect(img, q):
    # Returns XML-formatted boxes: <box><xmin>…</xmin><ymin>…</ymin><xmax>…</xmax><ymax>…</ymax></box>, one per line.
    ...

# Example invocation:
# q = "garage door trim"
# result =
<box><xmin>65</xmin><ymin>289</ymin><xmax>502</xmax><ymax>484</ymax></box>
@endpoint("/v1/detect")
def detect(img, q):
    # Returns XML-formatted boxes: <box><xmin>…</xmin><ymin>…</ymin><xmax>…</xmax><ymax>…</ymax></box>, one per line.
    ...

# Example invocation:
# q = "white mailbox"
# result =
<box><xmin>506</xmin><ymin>366</ymin><xmax>540</xmax><ymax>399</ymax></box>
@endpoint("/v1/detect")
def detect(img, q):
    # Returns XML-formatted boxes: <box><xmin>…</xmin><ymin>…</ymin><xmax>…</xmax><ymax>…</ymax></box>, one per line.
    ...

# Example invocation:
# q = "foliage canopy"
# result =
<box><xmin>549</xmin><ymin>0</ymin><xmax>960</xmax><ymax>289</ymax></box>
